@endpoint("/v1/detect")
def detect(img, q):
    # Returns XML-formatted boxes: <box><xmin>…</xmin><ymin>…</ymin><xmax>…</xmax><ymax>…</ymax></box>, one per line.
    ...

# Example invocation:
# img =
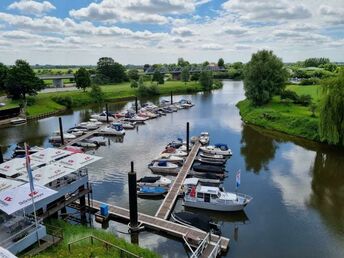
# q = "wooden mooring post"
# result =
<box><xmin>128</xmin><ymin>161</ymin><xmax>139</xmax><ymax>231</ymax></box>
<box><xmin>58</xmin><ymin>117</ymin><xmax>64</xmax><ymax>145</ymax></box>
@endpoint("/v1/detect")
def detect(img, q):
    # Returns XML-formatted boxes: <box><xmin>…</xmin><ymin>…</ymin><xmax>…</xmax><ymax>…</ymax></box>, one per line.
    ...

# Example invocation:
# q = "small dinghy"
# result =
<box><xmin>193</xmin><ymin>164</ymin><xmax>226</xmax><ymax>174</ymax></box>
<box><xmin>10</xmin><ymin>117</ymin><xmax>27</xmax><ymax>125</ymax></box>
<box><xmin>148</xmin><ymin>161</ymin><xmax>179</xmax><ymax>174</ymax></box>
<box><xmin>137</xmin><ymin>186</ymin><xmax>167</xmax><ymax>197</ymax></box>
<box><xmin>189</xmin><ymin>171</ymin><xmax>227</xmax><ymax>180</ymax></box>
<box><xmin>85</xmin><ymin>136</ymin><xmax>106</xmax><ymax>146</ymax></box>
<box><xmin>171</xmin><ymin>211</ymin><xmax>221</xmax><ymax>235</ymax></box>
<box><xmin>137</xmin><ymin>176</ymin><xmax>171</xmax><ymax>186</ymax></box>
<box><xmin>196</xmin><ymin>157</ymin><xmax>226</xmax><ymax>166</ymax></box>
<box><xmin>200</xmin><ymin>144</ymin><xmax>232</xmax><ymax>156</ymax></box>
<box><xmin>72</xmin><ymin>142</ymin><xmax>98</xmax><ymax>148</ymax></box>
<box><xmin>154</xmin><ymin>153</ymin><xmax>184</xmax><ymax>164</ymax></box>
<box><xmin>122</xmin><ymin>122</ymin><xmax>136</xmax><ymax>129</ymax></box>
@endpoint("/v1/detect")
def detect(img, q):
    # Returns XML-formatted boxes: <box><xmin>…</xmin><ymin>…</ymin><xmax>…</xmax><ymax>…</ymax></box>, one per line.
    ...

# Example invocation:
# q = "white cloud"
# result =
<box><xmin>171</xmin><ymin>27</ymin><xmax>194</xmax><ymax>37</ymax></box>
<box><xmin>222</xmin><ymin>26</ymin><xmax>249</xmax><ymax>35</ymax></box>
<box><xmin>319</xmin><ymin>5</ymin><xmax>344</xmax><ymax>25</ymax></box>
<box><xmin>8</xmin><ymin>0</ymin><xmax>55</xmax><ymax>16</ymax></box>
<box><xmin>2</xmin><ymin>30</ymin><xmax>36</xmax><ymax>39</ymax></box>
<box><xmin>200</xmin><ymin>43</ymin><xmax>223</xmax><ymax>50</ymax></box>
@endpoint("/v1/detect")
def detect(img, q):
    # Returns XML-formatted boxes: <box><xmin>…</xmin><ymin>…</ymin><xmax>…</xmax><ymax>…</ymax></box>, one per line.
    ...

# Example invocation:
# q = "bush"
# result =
<box><xmin>296</xmin><ymin>94</ymin><xmax>312</xmax><ymax>106</ymax></box>
<box><xmin>26</xmin><ymin>96</ymin><xmax>36</xmax><ymax>106</ymax></box>
<box><xmin>280</xmin><ymin>90</ymin><xmax>299</xmax><ymax>101</ymax></box>
<box><xmin>212</xmin><ymin>80</ymin><xmax>223</xmax><ymax>89</ymax></box>
<box><xmin>300</xmin><ymin>78</ymin><xmax>319</xmax><ymax>85</ymax></box>
<box><xmin>130</xmin><ymin>80</ymin><xmax>138</xmax><ymax>88</ymax></box>
<box><xmin>190</xmin><ymin>73</ymin><xmax>200</xmax><ymax>81</ymax></box>
<box><xmin>51</xmin><ymin>96</ymin><xmax>73</xmax><ymax>108</ymax></box>
<box><xmin>137</xmin><ymin>83</ymin><xmax>160</xmax><ymax>97</ymax></box>
<box><xmin>89</xmin><ymin>85</ymin><xmax>104</xmax><ymax>104</ymax></box>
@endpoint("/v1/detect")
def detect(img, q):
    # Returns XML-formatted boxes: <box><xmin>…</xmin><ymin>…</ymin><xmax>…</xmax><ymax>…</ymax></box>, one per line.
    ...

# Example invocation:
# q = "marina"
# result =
<box><xmin>0</xmin><ymin>81</ymin><xmax>344</xmax><ymax>257</ymax></box>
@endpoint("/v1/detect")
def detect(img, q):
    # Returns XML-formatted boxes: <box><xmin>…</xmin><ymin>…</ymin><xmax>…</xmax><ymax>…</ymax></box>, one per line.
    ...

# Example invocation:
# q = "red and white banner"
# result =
<box><xmin>0</xmin><ymin>183</ymin><xmax>57</xmax><ymax>215</ymax></box>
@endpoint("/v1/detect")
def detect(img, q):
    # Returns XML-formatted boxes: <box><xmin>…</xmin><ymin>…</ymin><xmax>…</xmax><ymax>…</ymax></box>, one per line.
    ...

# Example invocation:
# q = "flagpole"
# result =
<box><xmin>25</xmin><ymin>143</ymin><xmax>40</xmax><ymax>247</ymax></box>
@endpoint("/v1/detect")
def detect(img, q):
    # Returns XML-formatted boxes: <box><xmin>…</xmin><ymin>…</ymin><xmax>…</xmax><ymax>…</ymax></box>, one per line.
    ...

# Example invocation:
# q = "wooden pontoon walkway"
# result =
<box><xmin>155</xmin><ymin>141</ymin><xmax>201</xmax><ymax>220</ymax></box>
<box><xmin>89</xmin><ymin>200</ymin><xmax>229</xmax><ymax>254</ymax></box>
<box><xmin>62</xmin><ymin>125</ymin><xmax>107</xmax><ymax>148</ymax></box>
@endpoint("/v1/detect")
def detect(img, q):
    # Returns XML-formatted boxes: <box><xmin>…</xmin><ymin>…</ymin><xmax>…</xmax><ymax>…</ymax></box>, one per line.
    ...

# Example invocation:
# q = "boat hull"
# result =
<box><xmin>183</xmin><ymin>200</ymin><xmax>247</xmax><ymax>212</ymax></box>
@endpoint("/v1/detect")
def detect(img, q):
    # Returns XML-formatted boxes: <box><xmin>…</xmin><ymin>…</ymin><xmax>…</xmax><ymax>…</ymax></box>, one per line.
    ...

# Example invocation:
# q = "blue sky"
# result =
<box><xmin>0</xmin><ymin>0</ymin><xmax>343</xmax><ymax>65</ymax></box>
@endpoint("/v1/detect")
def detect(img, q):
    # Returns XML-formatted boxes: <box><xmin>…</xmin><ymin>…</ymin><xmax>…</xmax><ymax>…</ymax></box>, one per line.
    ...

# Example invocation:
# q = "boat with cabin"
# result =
<box><xmin>137</xmin><ymin>185</ymin><xmax>167</xmax><ymax>197</ymax></box>
<box><xmin>137</xmin><ymin>176</ymin><xmax>172</xmax><ymax>187</ymax></box>
<box><xmin>49</xmin><ymin>131</ymin><xmax>76</xmax><ymax>142</ymax></box>
<box><xmin>199</xmin><ymin>132</ymin><xmax>210</xmax><ymax>145</ymax></box>
<box><xmin>200</xmin><ymin>143</ymin><xmax>232</xmax><ymax>156</ymax></box>
<box><xmin>148</xmin><ymin>161</ymin><xmax>180</xmax><ymax>174</ymax></box>
<box><xmin>100</xmin><ymin>123</ymin><xmax>125</xmax><ymax>136</ymax></box>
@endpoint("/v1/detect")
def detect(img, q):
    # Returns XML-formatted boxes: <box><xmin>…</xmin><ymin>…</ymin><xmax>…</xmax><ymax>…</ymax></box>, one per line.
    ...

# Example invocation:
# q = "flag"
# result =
<box><xmin>236</xmin><ymin>170</ymin><xmax>241</xmax><ymax>188</ymax></box>
<box><xmin>24</xmin><ymin>143</ymin><xmax>35</xmax><ymax>193</ymax></box>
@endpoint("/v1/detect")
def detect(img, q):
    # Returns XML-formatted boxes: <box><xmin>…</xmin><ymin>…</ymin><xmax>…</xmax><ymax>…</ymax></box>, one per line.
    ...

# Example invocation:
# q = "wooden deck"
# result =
<box><xmin>62</xmin><ymin>125</ymin><xmax>106</xmax><ymax>148</ymax></box>
<box><xmin>90</xmin><ymin>200</ymin><xmax>229</xmax><ymax>254</ymax></box>
<box><xmin>155</xmin><ymin>142</ymin><xmax>201</xmax><ymax>220</ymax></box>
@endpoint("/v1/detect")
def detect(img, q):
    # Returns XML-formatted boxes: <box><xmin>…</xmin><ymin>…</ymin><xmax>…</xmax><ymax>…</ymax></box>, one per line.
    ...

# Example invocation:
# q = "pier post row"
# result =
<box><xmin>128</xmin><ymin>161</ymin><xmax>139</xmax><ymax>231</ymax></box>
<box><xmin>58</xmin><ymin>117</ymin><xmax>64</xmax><ymax>145</ymax></box>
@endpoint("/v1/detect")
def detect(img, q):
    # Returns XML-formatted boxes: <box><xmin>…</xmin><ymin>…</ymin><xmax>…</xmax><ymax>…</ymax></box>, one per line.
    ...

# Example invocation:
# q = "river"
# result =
<box><xmin>0</xmin><ymin>80</ymin><xmax>344</xmax><ymax>258</ymax></box>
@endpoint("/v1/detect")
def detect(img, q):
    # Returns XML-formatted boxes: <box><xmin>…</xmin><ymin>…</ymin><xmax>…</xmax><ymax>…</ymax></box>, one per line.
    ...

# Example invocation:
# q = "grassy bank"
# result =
<box><xmin>5</xmin><ymin>81</ymin><xmax>202</xmax><ymax>117</ymax></box>
<box><xmin>237</xmin><ymin>85</ymin><xmax>321</xmax><ymax>141</ymax></box>
<box><xmin>26</xmin><ymin>220</ymin><xmax>159</xmax><ymax>258</ymax></box>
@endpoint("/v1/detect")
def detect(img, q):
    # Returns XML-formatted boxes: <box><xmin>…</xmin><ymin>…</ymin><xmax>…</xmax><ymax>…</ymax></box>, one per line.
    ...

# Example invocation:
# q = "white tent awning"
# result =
<box><xmin>57</xmin><ymin>153</ymin><xmax>102</xmax><ymax>170</ymax></box>
<box><xmin>0</xmin><ymin>247</ymin><xmax>17</xmax><ymax>258</ymax></box>
<box><xmin>0</xmin><ymin>178</ymin><xmax>25</xmax><ymax>193</ymax></box>
<box><xmin>30</xmin><ymin>148</ymin><xmax>73</xmax><ymax>163</ymax></box>
<box><xmin>0</xmin><ymin>183</ymin><xmax>57</xmax><ymax>214</ymax></box>
<box><xmin>17</xmin><ymin>164</ymin><xmax>76</xmax><ymax>186</ymax></box>
<box><xmin>0</xmin><ymin>158</ymin><xmax>44</xmax><ymax>177</ymax></box>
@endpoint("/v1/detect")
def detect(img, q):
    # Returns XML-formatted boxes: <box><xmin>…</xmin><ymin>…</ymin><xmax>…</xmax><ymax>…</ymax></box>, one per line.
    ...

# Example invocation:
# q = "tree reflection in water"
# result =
<box><xmin>309</xmin><ymin>150</ymin><xmax>344</xmax><ymax>235</ymax></box>
<box><xmin>240</xmin><ymin>125</ymin><xmax>278</xmax><ymax>174</ymax></box>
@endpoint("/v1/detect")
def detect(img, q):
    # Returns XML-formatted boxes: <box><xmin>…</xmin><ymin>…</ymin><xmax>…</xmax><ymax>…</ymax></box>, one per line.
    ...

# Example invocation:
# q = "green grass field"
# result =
<box><xmin>3</xmin><ymin>81</ymin><xmax>202</xmax><ymax>116</ymax></box>
<box><xmin>237</xmin><ymin>85</ymin><xmax>321</xmax><ymax>141</ymax></box>
<box><xmin>26</xmin><ymin>220</ymin><xmax>159</xmax><ymax>258</ymax></box>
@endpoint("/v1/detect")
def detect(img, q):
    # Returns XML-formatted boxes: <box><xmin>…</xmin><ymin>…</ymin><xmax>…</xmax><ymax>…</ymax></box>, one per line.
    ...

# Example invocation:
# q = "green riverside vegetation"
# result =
<box><xmin>27</xmin><ymin>220</ymin><xmax>160</xmax><ymax>258</ymax></box>
<box><xmin>237</xmin><ymin>85</ymin><xmax>321</xmax><ymax>142</ymax></box>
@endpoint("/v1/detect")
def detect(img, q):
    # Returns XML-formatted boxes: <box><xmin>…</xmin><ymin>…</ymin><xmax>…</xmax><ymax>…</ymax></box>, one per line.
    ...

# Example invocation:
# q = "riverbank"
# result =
<box><xmin>3</xmin><ymin>81</ymin><xmax>203</xmax><ymax>118</ymax></box>
<box><xmin>237</xmin><ymin>85</ymin><xmax>321</xmax><ymax>142</ymax></box>
<box><xmin>27</xmin><ymin>220</ymin><xmax>159</xmax><ymax>258</ymax></box>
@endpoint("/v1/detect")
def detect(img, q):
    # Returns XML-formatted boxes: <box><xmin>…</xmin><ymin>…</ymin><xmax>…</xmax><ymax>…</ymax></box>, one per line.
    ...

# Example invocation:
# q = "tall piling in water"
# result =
<box><xmin>106</xmin><ymin>103</ymin><xmax>109</xmax><ymax>123</ymax></box>
<box><xmin>186</xmin><ymin>122</ymin><xmax>190</xmax><ymax>154</ymax></box>
<box><xmin>58</xmin><ymin>117</ymin><xmax>64</xmax><ymax>145</ymax></box>
<box><xmin>170</xmin><ymin>91</ymin><xmax>173</xmax><ymax>104</ymax></box>
<box><xmin>135</xmin><ymin>97</ymin><xmax>138</xmax><ymax>114</ymax></box>
<box><xmin>0</xmin><ymin>145</ymin><xmax>3</xmax><ymax>164</ymax></box>
<box><xmin>128</xmin><ymin>161</ymin><xmax>138</xmax><ymax>231</ymax></box>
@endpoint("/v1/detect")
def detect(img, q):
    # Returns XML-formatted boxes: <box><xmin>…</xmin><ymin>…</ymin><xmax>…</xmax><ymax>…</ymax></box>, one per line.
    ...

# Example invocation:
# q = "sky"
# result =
<box><xmin>0</xmin><ymin>0</ymin><xmax>343</xmax><ymax>65</ymax></box>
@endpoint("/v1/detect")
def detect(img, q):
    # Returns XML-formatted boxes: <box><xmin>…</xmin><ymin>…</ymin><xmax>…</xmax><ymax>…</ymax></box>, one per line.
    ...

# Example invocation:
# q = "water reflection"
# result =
<box><xmin>240</xmin><ymin>125</ymin><xmax>278</xmax><ymax>173</ymax></box>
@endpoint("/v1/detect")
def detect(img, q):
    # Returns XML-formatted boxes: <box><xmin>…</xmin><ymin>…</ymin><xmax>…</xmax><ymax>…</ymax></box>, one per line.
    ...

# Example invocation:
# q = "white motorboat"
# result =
<box><xmin>148</xmin><ymin>161</ymin><xmax>180</xmax><ymax>174</ymax></box>
<box><xmin>200</xmin><ymin>144</ymin><xmax>232</xmax><ymax>156</ymax></box>
<box><xmin>199</xmin><ymin>132</ymin><xmax>210</xmax><ymax>145</ymax></box>
<box><xmin>49</xmin><ymin>131</ymin><xmax>76</xmax><ymax>142</ymax></box>
<box><xmin>200</xmin><ymin>152</ymin><xmax>225</xmax><ymax>159</ymax></box>
<box><xmin>124</xmin><ymin>115</ymin><xmax>149</xmax><ymax>122</ymax></box>
<box><xmin>70</xmin><ymin>129</ymin><xmax>84</xmax><ymax>137</ymax></box>
<box><xmin>89</xmin><ymin>118</ymin><xmax>103</xmax><ymax>125</ymax></box>
<box><xmin>91</xmin><ymin>111</ymin><xmax>115</xmax><ymax>122</ymax></box>
<box><xmin>122</xmin><ymin>122</ymin><xmax>136</xmax><ymax>129</ymax></box>
<box><xmin>78</xmin><ymin>122</ymin><xmax>99</xmax><ymax>130</ymax></box>
<box><xmin>155</xmin><ymin>153</ymin><xmax>184</xmax><ymax>164</ymax></box>
<box><xmin>100</xmin><ymin>123</ymin><xmax>125</xmax><ymax>136</ymax></box>
<box><xmin>72</xmin><ymin>141</ymin><xmax>98</xmax><ymax>148</ymax></box>
<box><xmin>183</xmin><ymin>178</ymin><xmax>252</xmax><ymax>212</ymax></box>
<box><xmin>137</xmin><ymin>176</ymin><xmax>172</xmax><ymax>187</ymax></box>
<box><xmin>10</xmin><ymin>117</ymin><xmax>27</xmax><ymax>125</ymax></box>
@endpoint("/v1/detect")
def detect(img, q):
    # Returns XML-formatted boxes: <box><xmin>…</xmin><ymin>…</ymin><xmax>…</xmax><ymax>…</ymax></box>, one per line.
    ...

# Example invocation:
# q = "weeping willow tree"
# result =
<box><xmin>319</xmin><ymin>69</ymin><xmax>344</xmax><ymax>146</ymax></box>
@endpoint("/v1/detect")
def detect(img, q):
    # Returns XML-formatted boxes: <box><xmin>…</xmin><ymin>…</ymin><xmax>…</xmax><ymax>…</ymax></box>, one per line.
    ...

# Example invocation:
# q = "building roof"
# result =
<box><xmin>30</xmin><ymin>148</ymin><xmax>73</xmax><ymax>163</ymax></box>
<box><xmin>0</xmin><ymin>158</ymin><xmax>44</xmax><ymax>177</ymax></box>
<box><xmin>0</xmin><ymin>178</ymin><xmax>25</xmax><ymax>193</ymax></box>
<box><xmin>57</xmin><ymin>153</ymin><xmax>102</xmax><ymax>170</ymax></box>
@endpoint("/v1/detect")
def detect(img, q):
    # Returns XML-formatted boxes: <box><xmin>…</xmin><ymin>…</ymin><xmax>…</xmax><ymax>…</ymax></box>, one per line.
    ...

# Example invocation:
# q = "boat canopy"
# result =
<box><xmin>198</xmin><ymin>186</ymin><xmax>219</xmax><ymax>194</ymax></box>
<box><xmin>17</xmin><ymin>164</ymin><xmax>75</xmax><ymax>186</ymax></box>
<box><xmin>0</xmin><ymin>158</ymin><xmax>44</xmax><ymax>177</ymax></box>
<box><xmin>158</xmin><ymin>160</ymin><xmax>167</xmax><ymax>167</ymax></box>
<box><xmin>30</xmin><ymin>148</ymin><xmax>73</xmax><ymax>163</ymax></box>
<box><xmin>57</xmin><ymin>153</ymin><xmax>102</xmax><ymax>170</ymax></box>
<box><xmin>214</xmin><ymin>143</ymin><xmax>228</xmax><ymax>150</ymax></box>
<box><xmin>0</xmin><ymin>178</ymin><xmax>25</xmax><ymax>193</ymax></box>
<box><xmin>200</xmin><ymin>132</ymin><xmax>209</xmax><ymax>136</ymax></box>
<box><xmin>184</xmin><ymin>178</ymin><xmax>199</xmax><ymax>186</ymax></box>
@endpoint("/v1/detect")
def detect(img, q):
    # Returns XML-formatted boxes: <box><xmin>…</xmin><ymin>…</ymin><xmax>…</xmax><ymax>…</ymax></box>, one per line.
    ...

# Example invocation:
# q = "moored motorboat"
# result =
<box><xmin>78</xmin><ymin>122</ymin><xmax>99</xmax><ymax>130</ymax></box>
<box><xmin>72</xmin><ymin>141</ymin><xmax>98</xmax><ymax>148</ymax></box>
<box><xmin>122</xmin><ymin>121</ymin><xmax>136</xmax><ymax>129</ymax></box>
<box><xmin>200</xmin><ymin>152</ymin><xmax>225</xmax><ymax>160</ymax></box>
<box><xmin>49</xmin><ymin>131</ymin><xmax>76</xmax><ymax>142</ymax></box>
<box><xmin>137</xmin><ymin>176</ymin><xmax>172</xmax><ymax>186</ymax></box>
<box><xmin>183</xmin><ymin>179</ymin><xmax>252</xmax><ymax>212</ymax></box>
<box><xmin>196</xmin><ymin>157</ymin><xmax>226</xmax><ymax>166</ymax></box>
<box><xmin>137</xmin><ymin>186</ymin><xmax>167</xmax><ymax>197</ymax></box>
<box><xmin>148</xmin><ymin>161</ymin><xmax>180</xmax><ymax>174</ymax></box>
<box><xmin>200</xmin><ymin>144</ymin><xmax>232</xmax><ymax>156</ymax></box>
<box><xmin>199</xmin><ymin>132</ymin><xmax>210</xmax><ymax>145</ymax></box>
<box><xmin>10</xmin><ymin>117</ymin><xmax>27</xmax><ymax>125</ymax></box>
<box><xmin>171</xmin><ymin>212</ymin><xmax>221</xmax><ymax>234</ymax></box>
<box><xmin>193</xmin><ymin>164</ymin><xmax>225</xmax><ymax>174</ymax></box>
<box><xmin>154</xmin><ymin>153</ymin><xmax>184</xmax><ymax>164</ymax></box>
<box><xmin>99</xmin><ymin>123</ymin><xmax>125</xmax><ymax>136</ymax></box>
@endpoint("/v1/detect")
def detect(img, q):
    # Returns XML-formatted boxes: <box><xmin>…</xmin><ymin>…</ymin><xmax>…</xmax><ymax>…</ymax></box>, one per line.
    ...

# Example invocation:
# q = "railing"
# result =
<box><xmin>208</xmin><ymin>237</ymin><xmax>222</xmax><ymax>258</ymax></box>
<box><xmin>67</xmin><ymin>235</ymin><xmax>142</xmax><ymax>258</ymax></box>
<box><xmin>48</xmin><ymin>169</ymin><xmax>88</xmax><ymax>190</ymax></box>
<box><xmin>189</xmin><ymin>232</ymin><xmax>210</xmax><ymax>258</ymax></box>
<box><xmin>45</xmin><ymin>224</ymin><xmax>64</xmax><ymax>243</ymax></box>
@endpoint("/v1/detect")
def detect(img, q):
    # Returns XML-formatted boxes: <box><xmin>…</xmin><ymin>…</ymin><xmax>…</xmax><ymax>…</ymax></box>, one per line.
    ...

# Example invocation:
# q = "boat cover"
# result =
<box><xmin>173</xmin><ymin>212</ymin><xmax>212</xmax><ymax>232</ymax></box>
<box><xmin>138</xmin><ymin>176</ymin><xmax>161</xmax><ymax>183</ymax></box>
<box><xmin>139</xmin><ymin>186</ymin><xmax>166</xmax><ymax>193</ymax></box>
<box><xmin>158</xmin><ymin>161</ymin><xmax>167</xmax><ymax>167</ymax></box>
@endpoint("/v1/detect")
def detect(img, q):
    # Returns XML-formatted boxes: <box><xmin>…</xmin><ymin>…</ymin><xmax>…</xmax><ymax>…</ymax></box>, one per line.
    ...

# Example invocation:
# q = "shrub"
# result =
<box><xmin>300</xmin><ymin>78</ymin><xmax>319</xmax><ymax>85</ymax></box>
<box><xmin>137</xmin><ymin>83</ymin><xmax>160</xmax><ymax>97</ymax></box>
<box><xmin>280</xmin><ymin>90</ymin><xmax>299</xmax><ymax>101</ymax></box>
<box><xmin>296</xmin><ymin>94</ymin><xmax>312</xmax><ymax>106</ymax></box>
<box><xmin>130</xmin><ymin>80</ymin><xmax>138</xmax><ymax>88</ymax></box>
<box><xmin>26</xmin><ymin>96</ymin><xmax>36</xmax><ymax>106</ymax></box>
<box><xmin>51</xmin><ymin>96</ymin><xmax>73</xmax><ymax>108</ymax></box>
<box><xmin>212</xmin><ymin>80</ymin><xmax>223</xmax><ymax>89</ymax></box>
<box><xmin>89</xmin><ymin>85</ymin><xmax>104</xmax><ymax>104</ymax></box>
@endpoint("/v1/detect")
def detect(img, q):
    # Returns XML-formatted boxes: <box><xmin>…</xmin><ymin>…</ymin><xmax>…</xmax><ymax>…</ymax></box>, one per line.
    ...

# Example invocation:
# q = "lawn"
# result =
<box><xmin>237</xmin><ymin>84</ymin><xmax>322</xmax><ymax>141</ymax></box>
<box><xmin>3</xmin><ymin>81</ymin><xmax>202</xmax><ymax>117</ymax></box>
<box><xmin>25</xmin><ymin>220</ymin><xmax>159</xmax><ymax>258</ymax></box>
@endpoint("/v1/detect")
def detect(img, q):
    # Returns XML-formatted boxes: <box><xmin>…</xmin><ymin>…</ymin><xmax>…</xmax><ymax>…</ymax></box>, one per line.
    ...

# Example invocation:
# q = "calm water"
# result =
<box><xmin>1</xmin><ymin>80</ymin><xmax>344</xmax><ymax>258</ymax></box>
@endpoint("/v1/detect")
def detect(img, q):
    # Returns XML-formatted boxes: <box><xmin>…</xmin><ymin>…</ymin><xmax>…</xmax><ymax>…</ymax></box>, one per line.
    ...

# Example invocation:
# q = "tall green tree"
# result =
<box><xmin>152</xmin><ymin>70</ymin><xmax>164</xmax><ymax>84</ymax></box>
<box><xmin>181</xmin><ymin>66</ymin><xmax>190</xmax><ymax>86</ymax></box>
<box><xmin>128</xmin><ymin>69</ymin><xmax>139</xmax><ymax>81</ymax></box>
<box><xmin>244</xmin><ymin>50</ymin><xmax>287</xmax><ymax>106</ymax></box>
<box><xmin>218</xmin><ymin>58</ymin><xmax>224</xmax><ymax>67</ymax></box>
<box><xmin>177</xmin><ymin>58</ymin><xmax>189</xmax><ymax>67</ymax></box>
<box><xmin>319</xmin><ymin>70</ymin><xmax>344</xmax><ymax>146</ymax></box>
<box><xmin>75</xmin><ymin>67</ymin><xmax>91</xmax><ymax>91</ymax></box>
<box><xmin>199</xmin><ymin>71</ymin><xmax>213</xmax><ymax>90</ymax></box>
<box><xmin>0</xmin><ymin>63</ymin><xmax>8</xmax><ymax>91</ymax></box>
<box><xmin>5</xmin><ymin>59</ymin><xmax>44</xmax><ymax>99</ymax></box>
<box><xmin>96</xmin><ymin>57</ymin><xmax>127</xmax><ymax>83</ymax></box>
